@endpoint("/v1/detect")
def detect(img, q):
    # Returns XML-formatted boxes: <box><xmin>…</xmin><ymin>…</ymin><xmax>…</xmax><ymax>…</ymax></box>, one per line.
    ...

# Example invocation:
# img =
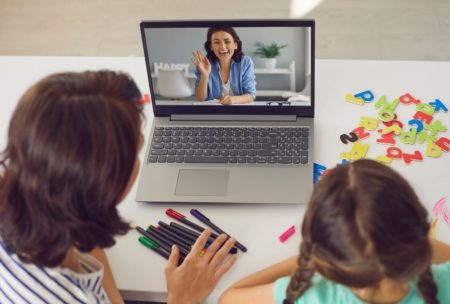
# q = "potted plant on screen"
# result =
<box><xmin>254</xmin><ymin>42</ymin><xmax>288</xmax><ymax>70</ymax></box>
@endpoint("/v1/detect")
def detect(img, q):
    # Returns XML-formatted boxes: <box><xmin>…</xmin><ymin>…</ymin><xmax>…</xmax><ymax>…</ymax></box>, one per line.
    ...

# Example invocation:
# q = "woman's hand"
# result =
<box><xmin>219</xmin><ymin>94</ymin><xmax>254</xmax><ymax>105</ymax></box>
<box><xmin>219</xmin><ymin>95</ymin><xmax>235</xmax><ymax>105</ymax></box>
<box><xmin>192</xmin><ymin>50</ymin><xmax>211</xmax><ymax>76</ymax></box>
<box><xmin>165</xmin><ymin>229</ymin><xmax>238</xmax><ymax>304</ymax></box>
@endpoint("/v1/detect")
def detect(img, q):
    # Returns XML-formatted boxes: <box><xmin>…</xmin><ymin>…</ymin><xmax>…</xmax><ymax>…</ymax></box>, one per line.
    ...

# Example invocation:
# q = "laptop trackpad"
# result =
<box><xmin>175</xmin><ymin>169</ymin><xmax>229</xmax><ymax>196</ymax></box>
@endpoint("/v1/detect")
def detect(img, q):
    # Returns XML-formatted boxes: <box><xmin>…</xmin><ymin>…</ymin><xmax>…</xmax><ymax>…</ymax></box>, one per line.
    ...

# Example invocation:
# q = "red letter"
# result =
<box><xmin>351</xmin><ymin>127</ymin><xmax>370</xmax><ymax>141</ymax></box>
<box><xmin>402</xmin><ymin>151</ymin><xmax>423</xmax><ymax>164</ymax></box>
<box><xmin>436</xmin><ymin>137</ymin><xmax>450</xmax><ymax>152</ymax></box>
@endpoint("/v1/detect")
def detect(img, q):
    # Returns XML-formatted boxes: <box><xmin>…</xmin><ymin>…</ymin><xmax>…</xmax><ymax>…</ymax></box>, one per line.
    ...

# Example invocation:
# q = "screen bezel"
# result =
<box><xmin>140</xmin><ymin>19</ymin><xmax>315</xmax><ymax>117</ymax></box>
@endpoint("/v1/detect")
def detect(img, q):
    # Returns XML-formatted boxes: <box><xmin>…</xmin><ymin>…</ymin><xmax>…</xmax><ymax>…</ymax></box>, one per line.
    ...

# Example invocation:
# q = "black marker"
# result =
<box><xmin>190</xmin><ymin>209</ymin><xmax>247</xmax><ymax>252</ymax></box>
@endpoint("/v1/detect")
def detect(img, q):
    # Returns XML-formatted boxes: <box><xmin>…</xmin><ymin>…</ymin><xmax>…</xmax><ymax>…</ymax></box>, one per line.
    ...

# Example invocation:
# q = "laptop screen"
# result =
<box><xmin>140</xmin><ymin>20</ymin><xmax>314</xmax><ymax>117</ymax></box>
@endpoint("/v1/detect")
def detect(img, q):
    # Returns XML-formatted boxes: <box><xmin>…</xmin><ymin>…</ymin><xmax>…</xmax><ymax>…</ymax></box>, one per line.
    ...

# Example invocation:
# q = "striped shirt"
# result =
<box><xmin>0</xmin><ymin>239</ymin><xmax>110</xmax><ymax>304</ymax></box>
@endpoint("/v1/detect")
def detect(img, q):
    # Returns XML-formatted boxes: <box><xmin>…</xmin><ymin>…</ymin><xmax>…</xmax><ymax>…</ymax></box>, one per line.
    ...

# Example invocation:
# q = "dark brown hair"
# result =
<box><xmin>0</xmin><ymin>70</ymin><xmax>144</xmax><ymax>267</ymax></box>
<box><xmin>204</xmin><ymin>27</ymin><xmax>244</xmax><ymax>63</ymax></box>
<box><xmin>285</xmin><ymin>159</ymin><xmax>438</xmax><ymax>303</ymax></box>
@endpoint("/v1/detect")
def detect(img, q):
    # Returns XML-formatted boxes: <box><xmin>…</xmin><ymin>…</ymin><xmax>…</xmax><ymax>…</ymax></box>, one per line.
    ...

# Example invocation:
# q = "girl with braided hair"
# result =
<box><xmin>220</xmin><ymin>159</ymin><xmax>450</xmax><ymax>304</ymax></box>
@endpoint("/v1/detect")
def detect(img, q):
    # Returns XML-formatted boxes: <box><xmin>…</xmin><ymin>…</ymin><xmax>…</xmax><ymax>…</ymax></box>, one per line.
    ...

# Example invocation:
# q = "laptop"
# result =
<box><xmin>136</xmin><ymin>19</ymin><xmax>315</xmax><ymax>204</ymax></box>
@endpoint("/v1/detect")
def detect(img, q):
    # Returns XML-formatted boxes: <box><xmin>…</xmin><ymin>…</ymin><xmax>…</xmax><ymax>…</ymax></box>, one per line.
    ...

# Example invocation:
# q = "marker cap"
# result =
<box><xmin>279</xmin><ymin>225</ymin><xmax>296</xmax><ymax>243</ymax></box>
<box><xmin>166</xmin><ymin>208</ymin><xmax>184</xmax><ymax>220</ymax></box>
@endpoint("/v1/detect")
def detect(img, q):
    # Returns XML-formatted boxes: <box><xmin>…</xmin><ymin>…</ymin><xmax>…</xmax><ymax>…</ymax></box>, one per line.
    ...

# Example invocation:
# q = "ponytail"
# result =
<box><xmin>417</xmin><ymin>267</ymin><xmax>438</xmax><ymax>304</ymax></box>
<box><xmin>284</xmin><ymin>242</ymin><xmax>314</xmax><ymax>304</ymax></box>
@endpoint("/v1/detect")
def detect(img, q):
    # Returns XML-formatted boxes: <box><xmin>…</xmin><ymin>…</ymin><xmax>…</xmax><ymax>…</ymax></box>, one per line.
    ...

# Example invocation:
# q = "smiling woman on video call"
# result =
<box><xmin>192</xmin><ymin>27</ymin><xmax>256</xmax><ymax>105</ymax></box>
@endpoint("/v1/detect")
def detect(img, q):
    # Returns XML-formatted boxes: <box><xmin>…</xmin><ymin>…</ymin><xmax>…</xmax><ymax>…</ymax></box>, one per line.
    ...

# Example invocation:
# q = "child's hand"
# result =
<box><xmin>165</xmin><ymin>229</ymin><xmax>237</xmax><ymax>304</ymax></box>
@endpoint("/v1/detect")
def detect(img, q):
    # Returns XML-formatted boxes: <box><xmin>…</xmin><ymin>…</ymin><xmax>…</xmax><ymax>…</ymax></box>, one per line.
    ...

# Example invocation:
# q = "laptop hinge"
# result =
<box><xmin>170</xmin><ymin>114</ymin><xmax>297</xmax><ymax>122</ymax></box>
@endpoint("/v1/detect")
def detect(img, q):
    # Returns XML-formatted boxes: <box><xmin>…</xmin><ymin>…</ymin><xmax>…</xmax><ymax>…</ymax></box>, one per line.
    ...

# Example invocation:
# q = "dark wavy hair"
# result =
<box><xmin>204</xmin><ymin>27</ymin><xmax>244</xmax><ymax>63</ymax></box>
<box><xmin>285</xmin><ymin>159</ymin><xmax>438</xmax><ymax>304</ymax></box>
<box><xmin>0</xmin><ymin>70</ymin><xmax>144</xmax><ymax>267</ymax></box>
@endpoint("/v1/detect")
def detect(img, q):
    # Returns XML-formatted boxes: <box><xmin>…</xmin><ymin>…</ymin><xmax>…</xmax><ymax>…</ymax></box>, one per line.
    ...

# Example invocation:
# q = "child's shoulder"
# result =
<box><xmin>432</xmin><ymin>261</ymin><xmax>450</xmax><ymax>300</ymax></box>
<box><xmin>273</xmin><ymin>273</ymin><xmax>363</xmax><ymax>304</ymax></box>
<box><xmin>432</xmin><ymin>261</ymin><xmax>450</xmax><ymax>284</ymax></box>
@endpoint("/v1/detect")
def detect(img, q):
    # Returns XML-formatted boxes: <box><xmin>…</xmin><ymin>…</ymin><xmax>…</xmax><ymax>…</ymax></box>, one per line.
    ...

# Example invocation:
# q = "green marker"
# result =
<box><xmin>138</xmin><ymin>236</ymin><xmax>170</xmax><ymax>259</ymax></box>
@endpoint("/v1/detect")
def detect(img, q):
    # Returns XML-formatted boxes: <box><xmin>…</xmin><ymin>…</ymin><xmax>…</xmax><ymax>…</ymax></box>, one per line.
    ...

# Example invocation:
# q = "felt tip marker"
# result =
<box><xmin>279</xmin><ymin>225</ymin><xmax>296</xmax><ymax>243</ymax></box>
<box><xmin>166</xmin><ymin>221</ymin><xmax>238</xmax><ymax>254</ymax></box>
<box><xmin>147</xmin><ymin>225</ymin><xmax>191</xmax><ymax>254</ymax></box>
<box><xmin>145</xmin><ymin>226</ymin><xmax>190</xmax><ymax>257</ymax></box>
<box><xmin>136</xmin><ymin>226</ymin><xmax>185</xmax><ymax>259</ymax></box>
<box><xmin>159</xmin><ymin>221</ymin><xmax>198</xmax><ymax>244</ymax></box>
<box><xmin>150</xmin><ymin>224</ymin><xmax>192</xmax><ymax>249</ymax></box>
<box><xmin>190</xmin><ymin>209</ymin><xmax>247</xmax><ymax>252</ymax></box>
<box><xmin>138</xmin><ymin>236</ymin><xmax>170</xmax><ymax>260</ymax></box>
<box><xmin>166</xmin><ymin>208</ymin><xmax>219</xmax><ymax>238</ymax></box>
<box><xmin>169</xmin><ymin>222</ymin><xmax>219</xmax><ymax>247</ymax></box>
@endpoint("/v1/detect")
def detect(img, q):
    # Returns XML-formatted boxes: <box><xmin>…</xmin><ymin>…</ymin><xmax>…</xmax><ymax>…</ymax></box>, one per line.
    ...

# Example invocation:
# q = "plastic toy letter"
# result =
<box><xmin>426</xmin><ymin>140</ymin><xmax>443</xmax><ymax>158</ymax></box>
<box><xmin>429</xmin><ymin>99</ymin><xmax>448</xmax><ymax>113</ymax></box>
<box><xmin>354</xmin><ymin>90</ymin><xmax>374</xmax><ymax>102</ymax></box>
<box><xmin>399</xmin><ymin>93</ymin><xmax>420</xmax><ymax>105</ymax></box>
<box><xmin>345</xmin><ymin>93</ymin><xmax>364</xmax><ymax>105</ymax></box>
<box><xmin>375</xmin><ymin>96</ymin><xmax>399</xmax><ymax>122</ymax></box>
<box><xmin>340</xmin><ymin>142</ymin><xmax>369</xmax><ymax>161</ymax></box>
<box><xmin>359</xmin><ymin>117</ymin><xmax>379</xmax><ymax>131</ymax></box>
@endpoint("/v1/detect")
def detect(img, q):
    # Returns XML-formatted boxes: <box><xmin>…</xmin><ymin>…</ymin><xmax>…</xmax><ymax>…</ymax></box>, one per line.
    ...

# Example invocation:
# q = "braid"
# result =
<box><xmin>284</xmin><ymin>242</ymin><xmax>314</xmax><ymax>304</ymax></box>
<box><xmin>417</xmin><ymin>267</ymin><xmax>438</xmax><ymax>304</ymax></box>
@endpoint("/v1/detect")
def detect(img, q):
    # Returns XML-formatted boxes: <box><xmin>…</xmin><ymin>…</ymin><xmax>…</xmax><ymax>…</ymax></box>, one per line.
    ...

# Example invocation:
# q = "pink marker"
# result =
<box><xmin>279</xmin><ymin>225</ymin><xmax>296</xmax><ymax>243</ymax></box>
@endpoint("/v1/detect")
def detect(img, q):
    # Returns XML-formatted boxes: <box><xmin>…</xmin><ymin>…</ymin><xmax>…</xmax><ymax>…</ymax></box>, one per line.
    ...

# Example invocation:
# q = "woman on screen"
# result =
<box><xmin>192</xmin><ymin>27</ymin><xmax>256</xmax><ymax>105</ymax></box>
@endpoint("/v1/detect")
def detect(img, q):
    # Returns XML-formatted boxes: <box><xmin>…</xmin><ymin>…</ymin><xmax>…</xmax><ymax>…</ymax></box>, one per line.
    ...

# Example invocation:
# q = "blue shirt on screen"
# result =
<box><xmin>195</xmin><ymin>55</ymin><xmax>256</xmax><ymax>101</ymax></box>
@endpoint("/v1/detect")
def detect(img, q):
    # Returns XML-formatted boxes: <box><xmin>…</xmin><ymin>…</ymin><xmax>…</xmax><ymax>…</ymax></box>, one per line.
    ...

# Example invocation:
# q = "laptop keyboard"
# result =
<box><xmin>148</xmin><ymin>126</ymin><xmax>309</xmax><ymax>165</ymax></box>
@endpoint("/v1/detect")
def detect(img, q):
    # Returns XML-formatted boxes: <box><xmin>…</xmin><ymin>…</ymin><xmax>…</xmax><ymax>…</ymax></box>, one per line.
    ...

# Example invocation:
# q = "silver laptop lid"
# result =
<box><xmin>140</xmin><ymin>19</ymin><xmax>315</xmax><ymax>118</ymax></box>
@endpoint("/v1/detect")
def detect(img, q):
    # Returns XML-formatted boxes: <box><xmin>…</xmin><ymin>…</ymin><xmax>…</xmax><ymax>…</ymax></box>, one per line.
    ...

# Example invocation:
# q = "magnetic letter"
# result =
<box><xmin>400</xmin><ymin>129</ymin><xmax>417</xmax><ymax>145</ymax></box>
<box><xmin>359</xmin><ymin>117</ymin><xmax>379</xmax><ymax>131</ymax></box>
<box><xmin>416</xmin><ymin>103</ymin><xmax>435</xmax><ymax>116</ymax></box>
<box><xmin>399</xmin><ymin>93</ymin><xmax>420</xmax><ymax>105</ymax></box>
<box><xmin>424</xmin><ymin>120</ymin><xmax>447</xmax><ymax>136</ymax></box>
<box><xmin>408</xmin><ymin>119</ymin><xmax>424</xmax><ymax>132</ymax></box>
<box><xmin>381</xmin><ymin>125</ymin><xmax>402</xmax><ymax>135</ymax></box>
<box><xmin>352</xmin><ymin>127</ymin><xmax>370</xmax><ymax>141</ymax></box>
<box><xmin>375</xmin><ymin>97</ymin><xmax>399</xmax><ymax>122</ymax></box>
<box><xmin>340</xmin><ymin>142</ymin><xmax>369</xmax><ymax>161</ymax></box>
<box><xmin>413</xmin><ymin>111</ymin><xmax>433</xmax><ymax>124</ymax></box>
<box><xmin>377</xmin><ymin>132</ymin><xmax>396</xmax><ymax>145</ymax></box>
<box><xmin>345</xmin><ymin>93</ymin><xmax>364</xmax><ymax>105</ymax></box>
<box><xmin>402</xmin><ymin>151</ymin><xmax>423</xmax><ymax>164</ymax></box>
<box><xmin>386</xmin><ymin>147</ymin><xmax>402</xmax><ymax>159</ymax></box>
<box><xmin>429</xmin><ymin>99</ymin><xmax>448</xmax><ymax>113</ymax></box>
<box><xmin>375</xmin><ymin>155</ymin><xmax>393</xmax><ymax>166</ymax></box>
<box><xmin>340</xmin><ymin>132</ymin><xmax>358</xmax><ymax>144</ymax></box>
<box><xmin>354</xmin><ymin>90</ymin><xmax>374</xmax><ymax>102</ymax></box>
<box><xmin>313</xmin><ymin>163</ymin><xmax>327</xmax><ymax>184</ymax></box>
<box><xmin>383</xmin><ymin>115</ymin><xmax>403</xmax><ymax>129</ymax></box>
<box><xmin>426</xmin><ymin>140</ymin><xmax>442</xmax><ymax>158</ymax></box>
<box><xmin>417</xmin><ymin>131</ymin><xmax>437</xmax><ymax>144</ymax></box>
<box><xmin>436</xmin><ymin>137</ymin><xmax>450</xmax><ymax>152</ymax></box>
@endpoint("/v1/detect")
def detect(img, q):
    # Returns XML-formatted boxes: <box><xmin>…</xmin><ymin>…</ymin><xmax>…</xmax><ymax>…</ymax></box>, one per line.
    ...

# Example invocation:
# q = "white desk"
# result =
<box><xmin>1</xmin><ymin>57</ymin><xmax>450</xmax><ymax>303</ymax></box>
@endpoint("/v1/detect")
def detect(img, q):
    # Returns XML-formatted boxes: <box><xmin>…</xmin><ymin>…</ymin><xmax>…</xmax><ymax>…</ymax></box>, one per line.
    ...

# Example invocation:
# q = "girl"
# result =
<box><xmin>0</xmin><ymin>71</ymin><xmax>236</xmax><ymax>303</ymax></box>
<box><xmin>192</xmin><ymin>27</ymin><xmax>256</xmax><ymax>105</ymax></box>
<box><xmin>220</xmin><ymin>159</ymin><xmax>450</xmax><ymax>303</ymax></box>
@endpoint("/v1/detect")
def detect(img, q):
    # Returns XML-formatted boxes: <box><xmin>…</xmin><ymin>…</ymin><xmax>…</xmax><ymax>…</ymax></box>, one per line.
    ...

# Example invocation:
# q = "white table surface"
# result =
<box><xmin>1</xmin><ymin>56</ymin><xmax>449</xmax><ymax>303</ymax></box>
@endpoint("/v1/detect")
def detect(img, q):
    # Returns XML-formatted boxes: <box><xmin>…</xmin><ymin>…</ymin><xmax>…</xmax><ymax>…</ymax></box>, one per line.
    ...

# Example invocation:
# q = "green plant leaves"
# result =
<box><xmin>254</xmin><ymin>42</ymin><xmax>288</xmax><ymax>58</ymax></box>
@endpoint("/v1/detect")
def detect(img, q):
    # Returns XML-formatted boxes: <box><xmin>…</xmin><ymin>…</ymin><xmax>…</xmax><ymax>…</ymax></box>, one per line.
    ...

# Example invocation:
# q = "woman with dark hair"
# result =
<box><xmin>192</xmin><ymin>27</ymin><xmax>256</xmax><ymax>105</ymax></box>
<box><xmin>0</xmin><ymin>71</ymin><xmax>237</xmax><ymax>303</ymax></box>
<box><xmin>220</xmin><ymin>159</ymin><xmax>450</xmax><ymax>303</ymax></box>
